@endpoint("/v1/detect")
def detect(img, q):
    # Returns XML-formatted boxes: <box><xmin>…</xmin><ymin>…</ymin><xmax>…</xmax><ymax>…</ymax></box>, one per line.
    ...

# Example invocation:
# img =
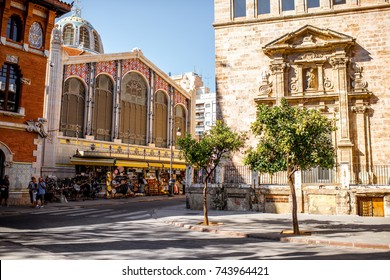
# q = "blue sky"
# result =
<box><xmin>60</xmin><ymin>0</ymin><xmax>216</xmax><ymax>92</ymax></box>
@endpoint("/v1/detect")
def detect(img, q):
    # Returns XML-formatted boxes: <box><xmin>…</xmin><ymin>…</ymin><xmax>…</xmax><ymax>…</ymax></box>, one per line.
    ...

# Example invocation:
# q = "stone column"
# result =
<box><xmin>85</xmin><ymin>63</ymin><xmax>95</xmax><ymax>136</ymax></box>
<box><xmin>270</xmin><ymin>58</ymin><xmax>288</xmax><ymax>105</ymax></box>
<box><xmin>352</xmin><ymin>101</ymin><xmax>370</xmax><ymax>184</ymax></box>
<box><xmin>330</xmin><ymin>55</ymin><xmax>353</xmax><ymax>163</ymax></box>
<box><xmin>149</xmin><ymin>70</ymin><xmax>155</xmax><ymax>145</ymax></box>
<box><xmin>42</xmin><ymin>27</ymin><xmax>63</xmax><ymax>169</ymax></box>
<box><xmin>316</xmin><ymin>64</ymin><xmax>324</xmax><ymax>93</ymax></box>
<box><xmin>340</xmin><ymin>162</ymin><xmax>350</xmax><ymax>189</ymax></box>
<box><xmin>114</xmin><ymin>60</ymin><xmax>122</xmax><ymax>140</ymax></box>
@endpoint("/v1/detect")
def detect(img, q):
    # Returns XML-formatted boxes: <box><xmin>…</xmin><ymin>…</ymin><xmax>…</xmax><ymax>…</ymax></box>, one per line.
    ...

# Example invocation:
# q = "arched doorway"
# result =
<box><xmin>0</xmin><ymin>149</ymin><xmax>5</xmax><ymax>179</ymax></box>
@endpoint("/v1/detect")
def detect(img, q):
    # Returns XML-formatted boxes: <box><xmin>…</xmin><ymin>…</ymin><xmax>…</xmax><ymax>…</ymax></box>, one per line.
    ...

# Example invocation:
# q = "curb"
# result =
<box><xmin>161</xmin><ymin>219</ymin><xmax>390</xmax><ymax>250</ymax></box>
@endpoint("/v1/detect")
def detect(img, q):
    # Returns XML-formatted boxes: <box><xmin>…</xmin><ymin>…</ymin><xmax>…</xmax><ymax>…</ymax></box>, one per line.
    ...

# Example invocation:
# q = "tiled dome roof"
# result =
<box><xmin>56</xmin><ymin>2</ymin><xmax>104</xmax><ymax>54</ymax></box>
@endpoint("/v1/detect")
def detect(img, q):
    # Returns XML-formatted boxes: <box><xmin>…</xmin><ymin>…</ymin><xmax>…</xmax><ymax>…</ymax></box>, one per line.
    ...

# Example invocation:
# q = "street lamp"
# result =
<box><xmin>168</xmin><ymin>127</ymin><xmax>182</xmax><ymax>197</ymax></box>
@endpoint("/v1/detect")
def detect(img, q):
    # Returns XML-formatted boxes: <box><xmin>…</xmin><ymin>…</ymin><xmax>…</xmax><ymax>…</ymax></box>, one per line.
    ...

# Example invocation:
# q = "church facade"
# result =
<box><xmin>213</xmin><ymin>0</ymin><xmax>390</xmax><ymax>216</ymax></box>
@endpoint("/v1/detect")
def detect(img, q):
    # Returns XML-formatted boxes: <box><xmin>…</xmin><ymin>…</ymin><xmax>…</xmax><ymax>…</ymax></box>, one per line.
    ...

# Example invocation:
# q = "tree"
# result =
<box><xmin>244</xmin><ymin>98</ymin><xmax>336</xmax><ymax>234</ymax></box>
<box><xmin>178</xmin><ymin>121</ymin><xmax>246</xmax><ymax>225</ymax></box>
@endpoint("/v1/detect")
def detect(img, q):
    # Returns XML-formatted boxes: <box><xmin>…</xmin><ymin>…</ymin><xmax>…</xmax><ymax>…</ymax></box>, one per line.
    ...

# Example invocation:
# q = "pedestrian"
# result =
<box><xmin>27</xmin><ymin>177</ymin><xmax>37</xmax><ymax>207</ymax></box>
<box><xmin>0</xmin><ymin>175</ymin><xmax>10</xmax><ymax>207</ymax></box>
<box><xmin>36</xmin><ymin>177</ymin><xmax>46</xmax><ymax>208</ymax></box>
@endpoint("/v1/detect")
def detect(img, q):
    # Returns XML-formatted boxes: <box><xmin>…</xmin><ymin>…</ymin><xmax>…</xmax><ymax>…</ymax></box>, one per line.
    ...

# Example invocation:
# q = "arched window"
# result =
<box><xmin>154</xmin><ymin>91</ymin><xmax>168</xmax><ymax>148</ymax></box>
<box><xmin>93</xmin><ymin>31</ymin><xmax>100</xmax><ymax>53</ymax></box>
<box><xmin>120</xmin><ymin>72</ymin><xmax>148</xmax><ymax>145</ymax></box>
<box><xmin>79</xmin><ymin>26</ymin><xmax>90</xmax><ymax>49</ymax></box>
<box><xmin>28</xmin><ymin>22</ymin><xmax>43</xmax><ymax>49</ymax></box>
<box><xmin>63</xmin><ymin>24</ymin><xmax>74</xmax><ymax>45</ymax></box>
<box><xmin>6</xmin><ymin>15</ymin><xmax>22</xmax><ymax>42</ymax></box>
<box><xmin>0</xmin><ymin>64</ymin><xmax>20</xmax><ymax>112</ymax></box>
<box><xmin>93</xmin><ymin>75</ymin><xmax>113</xmax><ymax>141</ymax></box>
<box><xmin>174</xmin><ymin>105</ymin><xmax>186</xmax><ymax>145</ymax></box>
<box><xmin>60</xmin><ymin>78</ymin><xmax>85</xmax><ymax>138</ymax></box>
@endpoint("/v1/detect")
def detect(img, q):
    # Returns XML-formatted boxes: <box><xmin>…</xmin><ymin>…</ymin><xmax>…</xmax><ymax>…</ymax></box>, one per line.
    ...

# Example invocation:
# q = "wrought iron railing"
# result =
<box><xmin>258</xmin><ymin>171</ymin><xmax>288</xmax><ymax>185</ymax></box>
<box><xmin>193</xmin><ymin>168</ymin><xmax>216</xmax><ymax>184</ymax></box>
<box><xmin>350</xmin><ymin>164</ymin><xmax>390</xmax><ymax>185</ymax></box>
<box><xmin>302</xmin><ymin>166</ymin><xmax>339</xmax><ymax>184</ymax></box>
<box><xmin>223</xmin><ymin>165</ymin><xmax>252</xmax><ymax>184</ymax></box>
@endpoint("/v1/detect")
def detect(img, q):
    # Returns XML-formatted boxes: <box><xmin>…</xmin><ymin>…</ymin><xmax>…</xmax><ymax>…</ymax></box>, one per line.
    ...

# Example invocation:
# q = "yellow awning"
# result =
<box><xmin>115</xmin><ymin>160</ymin><xmax>148</xmax><ymax>168</ymax></box>
<box><xmin>70</xmin><ymin>157</ymin><xmax>116</xmax><ymax>166</ymax></box>
<box><xmin>148</xmin><ymin>162</ymin><xmax>164</xmax><ymax>168</ymax></box>
<box><xmin>172</xmin><ymin>164</ymin><xmax>187</xmax><ymax>169</ymax></box>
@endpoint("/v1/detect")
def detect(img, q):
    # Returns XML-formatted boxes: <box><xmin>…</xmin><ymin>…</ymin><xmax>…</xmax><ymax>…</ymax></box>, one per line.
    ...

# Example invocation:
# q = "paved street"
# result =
<box><xmin>1</xmin><ymin>196</ymin><xmax>389</xmax><ymax>260</ymax></box>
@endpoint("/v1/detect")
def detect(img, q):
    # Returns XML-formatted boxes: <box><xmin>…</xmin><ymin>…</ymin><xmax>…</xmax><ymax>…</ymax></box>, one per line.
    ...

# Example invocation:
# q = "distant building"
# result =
<box><xmin>0</xmin><ymin>0</ymin><xmax>71</xmax><ymax>204</ymax></box>
<box><xmin>171</xmin><ymin>72</ymin><xmax>216</xmax><ymax>139</ymax></box>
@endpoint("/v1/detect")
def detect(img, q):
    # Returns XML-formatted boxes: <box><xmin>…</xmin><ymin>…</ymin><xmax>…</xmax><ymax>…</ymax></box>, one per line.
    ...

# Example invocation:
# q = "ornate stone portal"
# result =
<box><xmin>256</xmin><ymin>25</ymin><xmax>372</xmax><ymax>168</ymax></box>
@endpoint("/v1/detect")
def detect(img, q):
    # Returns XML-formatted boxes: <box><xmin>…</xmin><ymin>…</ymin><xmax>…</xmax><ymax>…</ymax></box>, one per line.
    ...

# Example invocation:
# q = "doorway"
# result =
<box><xmin>357</xmin><ymin>196</ymin><xmax>384</xmax><ymax>217</ymax></box>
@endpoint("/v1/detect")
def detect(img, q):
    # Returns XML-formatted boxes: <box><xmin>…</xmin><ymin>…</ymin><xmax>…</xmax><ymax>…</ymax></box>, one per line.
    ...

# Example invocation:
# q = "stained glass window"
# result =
<box><xmin>29</xmin><ymin>22</ymin><xmax>43</xmax><ymax>49</ymax></box>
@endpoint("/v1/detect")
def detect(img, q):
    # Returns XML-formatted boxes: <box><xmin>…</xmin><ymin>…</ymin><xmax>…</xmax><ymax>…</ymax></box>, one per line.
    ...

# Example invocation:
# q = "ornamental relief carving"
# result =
<box><xmin>258</xmin><ymin>71</ymin><xmax>273</xmax><ymax>97</ymax></box>
<box><xmin>350</xmin><ymin>63</ymin><xmax>369</xmax><ymax>93</ymax></box>
<box><xmin>286</xmin><ymin>59</ymin><xmax>335</xmax><ymax>96</ymax></box>
<box><xmin>260</xmin><ymin>25</ymin><xmax>372</xmax><ymax>103</ymax></box>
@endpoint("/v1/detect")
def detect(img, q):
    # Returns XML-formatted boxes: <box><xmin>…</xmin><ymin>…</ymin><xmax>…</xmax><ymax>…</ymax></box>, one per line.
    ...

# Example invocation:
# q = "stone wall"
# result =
<box><xmin>187</xmin><ymin>183</ymin><xmax>390</xmax><ymax>217</ymax></box>
<box><xmin>214</xmin><ymin>1</ymin><xmax>390</xmax><ymax>165</ymax></box>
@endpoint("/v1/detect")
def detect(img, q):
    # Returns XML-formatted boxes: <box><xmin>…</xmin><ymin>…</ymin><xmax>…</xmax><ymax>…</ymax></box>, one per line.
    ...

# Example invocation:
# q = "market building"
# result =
<box><xmin>39</xmin><ymin>4</ymin><xmax>195</xmax><ymax>198</ymax></box>
<box><xmin>0</xmin><ymin>0</ymin><xmax>72</xmax><ymax>204</ymax></box>
<box><xmin>201</xmin><ymin>0</ymin><xmax>390</xmax><ymax>216</ymax></box>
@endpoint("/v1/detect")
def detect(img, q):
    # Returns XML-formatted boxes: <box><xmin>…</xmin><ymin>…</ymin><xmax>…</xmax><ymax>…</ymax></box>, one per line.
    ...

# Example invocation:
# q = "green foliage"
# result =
<box><xmin>178</xmin><ymin>121</ymin><xmax>246</xmax><ymax>174</ymax></box>
<box><xmin>244</xmin><ymin>98</ymin><xmax>336</xmax><ymax>174</ymax></box>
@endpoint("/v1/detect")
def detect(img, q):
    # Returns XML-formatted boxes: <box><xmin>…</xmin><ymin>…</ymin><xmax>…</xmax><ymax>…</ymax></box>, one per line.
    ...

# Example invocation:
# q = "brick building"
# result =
<box><xmin>212</xmin><ymin>0</ymin><xmax>390</xmax><ymax>216</ymax></box>
<box><xmin>0</xmin><ymin>0</ymin><xmax>71</xmax><ymax>204</ymax></box>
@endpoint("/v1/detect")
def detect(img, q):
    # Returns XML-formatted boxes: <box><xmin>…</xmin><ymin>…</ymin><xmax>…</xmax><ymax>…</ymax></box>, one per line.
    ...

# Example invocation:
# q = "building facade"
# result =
<box><xmin>0</xmin><ymin>0</ymin><xmax>71</xmax><ymax>204</ymax></box>
<box><xmin>213</xmin><ymin>0</ymin><xmax>390</xmax><ymax>216</ymax></box>
<box><xmin>41</xmin><ymin>7</ymin><xmax>193</xmax><ymax>195</ymax></box>
<box><xmin>171</xmin><ymin>72</ymin><xmax>216</xmax><ymax>139</ymax></box>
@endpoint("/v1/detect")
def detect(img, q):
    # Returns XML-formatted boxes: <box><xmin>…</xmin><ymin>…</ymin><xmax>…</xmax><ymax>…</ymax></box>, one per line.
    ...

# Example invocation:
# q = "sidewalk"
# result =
<box><xmin>154</xmin><ymin>203</ymin><xmax>390</xmax><ymax>251</ymax></box>
<box><xmin>1</xmin><ymin>196</ymin><xmax>390</xmax><ymax>251</ymax></box>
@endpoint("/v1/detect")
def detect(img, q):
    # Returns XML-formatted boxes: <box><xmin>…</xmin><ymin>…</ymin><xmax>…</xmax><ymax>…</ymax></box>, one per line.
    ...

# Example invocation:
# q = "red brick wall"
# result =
<box><xmin>0</xmin><ymin>0</ymin><xmax>60</xmax><ymax>163</ymax></box>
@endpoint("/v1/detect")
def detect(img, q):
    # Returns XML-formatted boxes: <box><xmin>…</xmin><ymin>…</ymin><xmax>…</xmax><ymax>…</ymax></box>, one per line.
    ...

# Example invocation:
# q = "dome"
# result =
<box><xmin>56</xmin><ymin>2</ymin><xmax>104</xmax><ymax>54</ymax></box>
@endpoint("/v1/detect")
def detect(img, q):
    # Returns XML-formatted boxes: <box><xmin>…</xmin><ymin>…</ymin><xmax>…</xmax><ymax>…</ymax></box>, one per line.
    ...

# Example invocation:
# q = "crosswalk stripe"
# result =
<box><xmin>49</xmin><ymin>208</ymin><xmax>99</xmax><ymax>216</ymax></box>
<box><xmin>108</xmin><ymin>211</ymin><xmax>149</xmax><ymax>219</ymax></box>
<box><xmin>123</xmin><ymin>214</ymin><xmax>151</xmax><ymax>220</ymax></box>
<box><xmin>67</xmin><ymin>209</ymin><xmax>112</xmax><ymax>217</ymax></box>
<box><xmin>30</xmin><ymin>208</ymin><xmax>86</xmax><ymax>215</ymax></box>
<box><xmin>30</xmin><ymin>207</ymin><xmax>152</xmax><ymax>220</ymax></box>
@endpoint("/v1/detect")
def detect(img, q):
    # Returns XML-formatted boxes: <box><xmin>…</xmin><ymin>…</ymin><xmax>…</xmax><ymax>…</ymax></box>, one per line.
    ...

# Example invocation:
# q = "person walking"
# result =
<box><xmin>0</xmin><ymin>175</ymin><xmax>10</xmax><ymax>207</ymax></box>
<box><xmin>36</xmin><ymin>177</ymin><xmax>46</xmax><ymax>208</ymax></box>
<box><xmin>27</xmin><ymin>177</ymin><xmax>37</xmax><ymax>207</ymax></box>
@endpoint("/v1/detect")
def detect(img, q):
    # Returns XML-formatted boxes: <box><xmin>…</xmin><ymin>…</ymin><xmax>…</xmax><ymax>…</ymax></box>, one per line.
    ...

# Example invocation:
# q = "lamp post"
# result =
<box><xmin>168</xmin><ymin>127</ymin><xmax>182</xmax><ymax>197</ymax></box>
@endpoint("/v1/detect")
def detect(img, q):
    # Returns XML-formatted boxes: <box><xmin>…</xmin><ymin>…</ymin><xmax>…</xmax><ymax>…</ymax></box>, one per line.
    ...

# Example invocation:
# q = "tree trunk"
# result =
<box><xmin>288</xmin><ymin>174</ymin><xmax>300</xmax><ymax>234</ymax></box>
<box><xmin>203</xmin><ymin>180</ymin><xmax>209</xmax><ymax>226</ymax></box>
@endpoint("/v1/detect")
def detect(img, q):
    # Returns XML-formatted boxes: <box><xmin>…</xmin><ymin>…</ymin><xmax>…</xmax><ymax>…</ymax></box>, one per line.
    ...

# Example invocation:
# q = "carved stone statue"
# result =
<box><xmin>306</xmin><ymin>68</ymin><xmax>316</xmax><ymax>89</ymax></box>
<box><xmin>26</xmin><ymin>119</ymin><xmax>48</xmax><ymax>138</ymax></box>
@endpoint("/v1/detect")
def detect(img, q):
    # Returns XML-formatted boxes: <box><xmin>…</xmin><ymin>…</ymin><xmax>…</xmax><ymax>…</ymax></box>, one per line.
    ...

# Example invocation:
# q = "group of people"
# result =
<box><xmin>27</xmin><ymin>176</ymin><xmax>47</xmax><ymax>208</ymax></box>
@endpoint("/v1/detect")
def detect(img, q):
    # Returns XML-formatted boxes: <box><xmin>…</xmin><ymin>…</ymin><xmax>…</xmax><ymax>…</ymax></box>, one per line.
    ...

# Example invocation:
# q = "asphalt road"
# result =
<box><xmin>1</xmin><ymin>198</ymin><xmax>389</xmax><ymax>260</ymax></box>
